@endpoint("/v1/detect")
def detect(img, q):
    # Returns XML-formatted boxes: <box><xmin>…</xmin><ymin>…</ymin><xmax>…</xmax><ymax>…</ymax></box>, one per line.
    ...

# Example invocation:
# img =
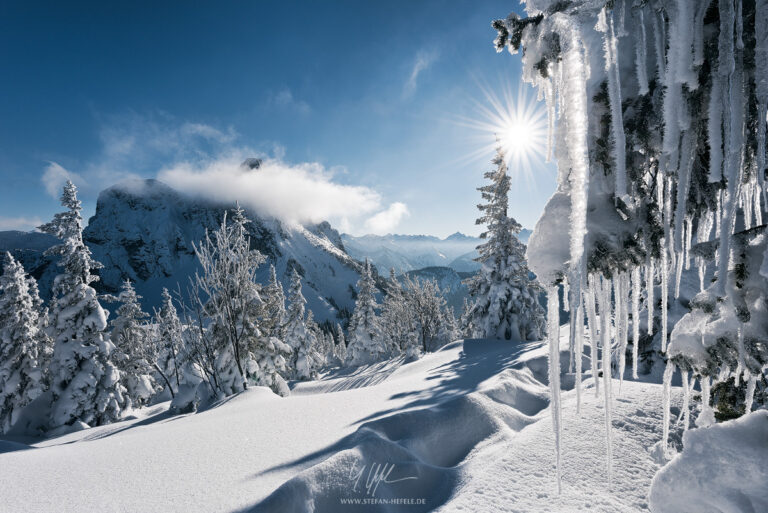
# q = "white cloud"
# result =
<box><xmin>0</xmin><ymin>216</ymin><xmax>44</xmax><ymax>231</ymax></box>
<box><xmin>42</xmin><ymin>162</ymin><xmax>84</xmax><ymax>198</ymax></box>
<box><xmin>364</xmin><ymin>202</ymin><xmax>410</xmax><ymax>235</ymax></box>
<box><xmin>40</xmin><ymin>113</ymin><xmax>239</xmax><ymax>198</ymax></box>
<box><xmin>403</xmin><ymin>49</ymin><xmax>439</xmax><ymax>98</ymax></box>
<box><xmin>268</xmin><ymin>88</ymin><xmax>311</xmax><ymax>114</ymax></box>
<box><xmin>157</xmin><ymin>152</ymin><xmax>386</xmax><ymax>227</ymax></box>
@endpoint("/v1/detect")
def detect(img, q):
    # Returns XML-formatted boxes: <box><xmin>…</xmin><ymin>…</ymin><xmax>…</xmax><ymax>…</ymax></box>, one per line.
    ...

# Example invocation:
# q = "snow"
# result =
<box><xmin>0</xmin><ymin>332</ymin><xmax>689</xmax><ymax>512</ymax></box>
<box><xmin>649</xmin><ymin>410</ymin><xmax>768</xmax><ymax>513</ymax></box>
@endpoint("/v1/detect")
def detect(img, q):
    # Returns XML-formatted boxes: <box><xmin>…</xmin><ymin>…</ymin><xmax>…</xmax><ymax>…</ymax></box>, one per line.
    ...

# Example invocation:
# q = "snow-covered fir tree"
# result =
<box><xmin>284</xmin><ymin>269</ymin><xmax>321</xmax><ymax>380</ymax></box>
<box><xmin>108</xmin><ymin>280</ymin><xmax>158</xmax><ymax>408</ymax></box>
<box><xmin>38</xmin><ymin>180</ymin><xmax>126</xmax><ymax>428</ymax></box>
<box><xmin>263</xmin><ymin>264</ymin><xmax>287</xmax><ymax>340</ymax></box>
<box><xmin>379</xmin><ymin>268</ymin><xmax>419</xmax><ymax>357</ymax></box>
<box><xmin>465</xmin><ymin>145</ymin><xmax>545</xmax><ymax>342</ymax></box>
<box><xmin>0</xmin><ymin>253</ymin><xmax>50</xmax><ymax>433</ymax></box>
<box><xmin>153</xmin><ymin>287</ymin><xmax>183</xmax><ymax>397</ymax></box>
<box><xmin>345</xmin><ymin>259</ymin><xmax>386</xmax><ymax>366</ymax></box>
<box><xmin>333</xmin><ymin>323</ymin><xmax>347</xmax><ymax>364</ymax></box>
<box><xmin>402</xmin><ymin>275</ymin><xmax>453</xmax><ymax>353</ymax></box>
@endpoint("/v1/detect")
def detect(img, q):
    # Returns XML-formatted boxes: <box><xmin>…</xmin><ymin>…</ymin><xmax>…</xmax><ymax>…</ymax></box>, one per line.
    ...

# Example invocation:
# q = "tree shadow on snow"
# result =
<box><xmin>248</xmin><ymin>338</ymin><xmax>536</xmax><ymax>483</ymax></box>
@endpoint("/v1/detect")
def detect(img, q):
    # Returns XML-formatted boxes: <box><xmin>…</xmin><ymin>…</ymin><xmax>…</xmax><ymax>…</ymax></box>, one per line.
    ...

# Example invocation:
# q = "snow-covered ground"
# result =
<box><xmin>1</xmin><ymin>331</ymin><xmax>684</xmax><ymax>512</ymax></box>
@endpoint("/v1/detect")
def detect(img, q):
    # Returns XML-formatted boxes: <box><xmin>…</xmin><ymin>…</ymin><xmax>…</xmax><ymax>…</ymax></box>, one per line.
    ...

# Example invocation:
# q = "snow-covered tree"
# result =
<box><xmin>0</xmin><ymin>253</ymin><xmax>50</xmax><ymax>433</ymax></box>
<box><xmin>333</xmin><ymin>323</ymin><xmax>347</xmax><ymax>364</ymax></box>
<box><xmin>108</xmin><ymin>280</ymin><xmax>158</xmax><ymax>407</ymax></box>
<box><xmin>39</xmin><ymin>180</ymin><xmax>126</xmax><ymax>428</ymax></box>
<box><xmin>193</xmin><ymin>204</ymin><xmax>288</xmax><ymax>396</ymax></box>
<box><xmin>402</xmin><ymin>275</ymin><xmax>449</xmax><ymax>353</ymax></box>
<box><xmin>263</xmin><ymin>264</ymin><xmax>287</xmax><ymax>340</ymax></box>
<box><xmin>346</xmin><ymin>260</ymin><xmax>386</xmax><ymax>366</ymax></box>
<box><xmin>284</xmin><ymin>269</ymin><xmax>321</xmax><ymax>380</ymax></box>
<box><xmin>379</xmin><ymin>268</ymin><xmax>418</xmax><ymax>356</ymax></box>
<box><xmin>459</xmin><ymin>297</ymin><xmax>475</xmax><ymax>338</ymax></box>
<box><xmin>153</xmin><ymin>287</ymin><xmax>184</xmax><ymax>397</ymax></box>
<box><xmin>465</xmin><ymin>146</ymin><xmax>545</xmax><ymax>342</ymax></box>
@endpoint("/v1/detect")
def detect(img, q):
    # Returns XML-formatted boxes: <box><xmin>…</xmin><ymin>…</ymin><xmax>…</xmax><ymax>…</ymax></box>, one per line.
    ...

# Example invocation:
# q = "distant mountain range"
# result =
<box><xmin>341</xmin><ymin>229</ymin><xmax>531</xmax><ymax>274</ymax></box>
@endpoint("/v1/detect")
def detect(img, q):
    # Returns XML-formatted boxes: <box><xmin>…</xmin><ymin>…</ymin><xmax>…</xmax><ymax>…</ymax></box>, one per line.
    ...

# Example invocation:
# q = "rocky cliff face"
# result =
<box><xmin>3</xmin><ymin>179</ymin><xmax>363</xmax><ymax>322</ymax></box>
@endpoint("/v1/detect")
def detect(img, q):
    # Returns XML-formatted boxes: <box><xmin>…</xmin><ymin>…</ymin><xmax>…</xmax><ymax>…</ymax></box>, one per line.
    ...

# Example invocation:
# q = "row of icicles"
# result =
<box><xmin>545</xmin><ymin>173</ymin><xmax>765</xmax><ymax>492</ymax></box>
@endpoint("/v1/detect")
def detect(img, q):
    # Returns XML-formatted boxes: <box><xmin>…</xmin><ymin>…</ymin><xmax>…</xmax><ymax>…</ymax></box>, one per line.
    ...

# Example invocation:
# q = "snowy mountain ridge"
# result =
<box><xmin>2</xmin><ymin>178</ymin><xmax>363</xmax><ymax>322</ymax></box>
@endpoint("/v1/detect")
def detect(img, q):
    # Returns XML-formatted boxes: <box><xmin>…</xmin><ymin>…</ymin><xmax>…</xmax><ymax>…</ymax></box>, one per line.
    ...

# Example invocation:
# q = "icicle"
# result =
<box><xmin>670</xmin><ymin>0</ymin><xmax>697</xmax><ymax>90</ymax></box>
<box><xmin>616</xmin><ymin>273</ymin><xmax>630</xmax><ymax>392</ymax></box>
<box><xmin>674</xmin><ymin>249</ymin><xmax>684</xmax><ymax>300</ymax></box>
<box><xmin>662</xmin><ymin>360</ymin><xmax>675</xmax><ymax>455</ymax></box>
<box><xmin>717</xmin><ymin>36</ymin><xmax>744</xmax><ymax>298</ymax></box>
<box><xmin>696</xmin><ymin>374</ymin><xmax>715</xmax><ymax>428</ymax></box>
<box><xmin>652</xmin><ymin>8</ymin><xmax>666</xmax><ymax>80</ymax></box>
<box><xmin>575</xmin><ymin>301</ymin><xmax>584</xmax><ymax>414</ymax></box>
<box><xmin>546</xmin><ymin>286</ymin><xmax>563</xmax><ymax>494</ymax></box>
<box><xmin>745</xmin><ymin>374</ymin><xmax>757</xmax><ymax>413</ymax></box>
<box><xmin>616</xmin><ymin>0</ymin><xmax>627</xmax><ymax>37</ymax></box>
<box><xmin>586</xmin><ymin>276</ymin><xmax>600</xmax><ymax>398</ymax></box>
<box><xmin>545</xmin><ymin>76</ymin><xmax>556</xmax><ymax>163</ymax></box>
<box><xmin>708</xmin><ymin>70</ymin><xmax>724</xmax><ymax>183</ymax></box>
<box><xmin>693</xmin><ymin>0</ymin><xmax>714</xmax><ymax>66</ymax></box>
<box><xmin>632</xmin><ymin>266</ymin><xmax>641</xmax><ymax>379</ymax></box>
<box><xmin>598</xmin><ymin>7</ymin><xmax>627</xmax><ymax>201</ymax></box>
<box><xmin>736</xmin><ymin>0</ymin><xmax>744</xmax><ymax>50</ymax></box>
<box><xmin>735</xmin><ymin>327</ymin><xmax>745</xmax><ymax>386</ymax></box>
<box><xmin>635</xmin><ymin>8</ymin><xmax>649</xmax><ymax>95</ymax></box>
<box><xmin>754</xmin><ymin>181</ymin><xmax>763</xmax><ymax>226</ymax></box>
<box><xmin>677</xmin><ymin>369</ymin><xmax>690</xmax><ymax>431</ymax></box>
<box><xmin>684</xmin><ymin>217</ymin><xmax>693</xmax><ymax>270</ymax></box>
<box><xmin>743</xmin><ymin>180</ymin><xmax>754</xmax><ymax>229</ymax></box>
<box><xmin>597</xmin><ymin>275</ymin><xmax>614</xmax><ymax>486</ymax></box>
<box><xmin>659</xmin><ymin>173</ymin><xmax>670</xmax><ymax>352</ymax></box>
<box><xmin>647</xmin><ymin>258</ymin><xmax>655</xmax><ymax>336</ymax></box>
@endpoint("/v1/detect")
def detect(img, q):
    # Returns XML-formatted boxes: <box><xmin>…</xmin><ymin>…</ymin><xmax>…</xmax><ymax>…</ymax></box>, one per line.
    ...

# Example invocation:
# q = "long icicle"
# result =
<box><xmin>647</xmin><ymin>257</ymin><xmax>655</xmax><ymax>336</ymax></box>
<box><xmin>547</xmin><ymin>286</ymin><xmax>562</xmax><ymax>494</ymax></box>
<box><xmin>662</xmin><ymin>360</ymin><xmax>675</xmax><ymax>456</ymax></box>
<box><xmin>586</xmin><ymin>276</ymin><xmax>601</xmax><ymax>398</ymax></box>
<box><xmin>598</xmin><ymin>274</ymin><xmax>613</xmax><ymax>486</ymax></box>
<box><xmin>632</xmin><ymin>266</ymin><xmax>641</xmax><ymax>379</ymax></box>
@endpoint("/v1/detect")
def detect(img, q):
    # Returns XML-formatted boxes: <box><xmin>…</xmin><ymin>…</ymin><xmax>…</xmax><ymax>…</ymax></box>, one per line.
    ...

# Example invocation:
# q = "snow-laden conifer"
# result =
<box><xmin>284</xmin><ymin>269</ymin><xmax>321</xmax><ymax>380</ymax></box>
<box><xmin>39</xmin><ymin>180</ymin><xmax>126</xmax><ymax>428</ymax></box>
<box><xmin>0</xmin><ymin>253</ymin><xmax>50</xmax><ymax>433</ymax></box>
<box><xmin>346</xmin><ymin>259</ymin><xmax>386</xmax><ymax>366</ymax></box>
<box><xmin>465</xmin><ymin>146</ymin><xmax>545</xmax><ymax>341</ymax></box>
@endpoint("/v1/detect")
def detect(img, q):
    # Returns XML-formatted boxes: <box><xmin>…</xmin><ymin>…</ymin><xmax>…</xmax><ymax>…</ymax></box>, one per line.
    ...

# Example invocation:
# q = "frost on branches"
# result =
<box><xmin>465</xmin><ymin>145</ymin><xmax>546</xmax><ymax>342</ymax></box>
<box><xmin>192</xmin><ymin>204</ymin><xmax>290</xmax><ymax>397</ymax></box>
<box><xmin>39</xmin><ymin>181</ymin><xmax>126</xmax><ymax>429</ymax></box>
<box><xmin>108</xmin><ymin>280</ymin><xmax>159</xmax><ymax>408</ymax></box>
<box><xmin>494</xmin><ymin>0</ymin><xmax>768</xmax><ymax>490</ymax></box>
<box><xmin>0</xmin><ymin>253</ymin><xmax>50</xmax><ymax>433</ymax></box>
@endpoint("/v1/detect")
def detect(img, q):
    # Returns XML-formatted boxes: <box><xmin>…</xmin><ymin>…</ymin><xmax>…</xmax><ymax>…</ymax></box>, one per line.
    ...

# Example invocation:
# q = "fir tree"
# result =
<box><xmin>39</xmin><ymin>180</ymin><xmax>126</xmax><ymax>428</ymax></box>
<box><xmin>333</xmin><ymin>323</ymin><xmax>347</xmax><ymax>364</ymax></box>
<box><xmin>109</xmin><ymin>280</ymin><xmax>158</xmax><ymax>408</ymax></box>
<box><xmin>0</xmin><ymin>253</ymin><xmax>49</xmax><ymax>433</ymax></box>
<box><xmin>379</xmin><ymin>268</ymin><xmax>418</xmax><ymax>356</ymax></box>
<box><xmin>284</xmin><ymin>269</ymin><xmax>320</xmax><ymax>380</ymax></box>
<box><xmin>263</xmin><ymin>264</ymin><xmax>287</xmax><ymax>340</ymax></box>
<box><xmin>465</xmin><ymin>146</ymin><xmax>545</xmax><ymax>341</ymax></box>
<box><xmin>153</xmin><ymin>288</ymin><xmax>183</xmax><ymax>397</ymax></box>
<box><xmin>346</xmin><ymin>260</ymin><xmax>386</xmax><ymax>366</ymax></box>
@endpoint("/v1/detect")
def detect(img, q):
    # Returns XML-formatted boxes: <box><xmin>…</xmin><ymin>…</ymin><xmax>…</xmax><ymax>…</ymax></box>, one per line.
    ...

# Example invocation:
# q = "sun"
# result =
<box><xmin>455</xmin><ymin>81</ymin><xmax>549</xmax><ymax>184</ymax></box>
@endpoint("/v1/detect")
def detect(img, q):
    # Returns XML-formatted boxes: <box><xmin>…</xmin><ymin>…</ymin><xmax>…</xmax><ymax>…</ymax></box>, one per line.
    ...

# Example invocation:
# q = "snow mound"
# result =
<box><xmin>250</xmin><ymin>349</ymin><xmax>550</xmax><ymax>512</ymax></box>
<box><xmin>649</xmin><ymin>410</ymin><xmax>768</xmax><ymax>513</ymax></box>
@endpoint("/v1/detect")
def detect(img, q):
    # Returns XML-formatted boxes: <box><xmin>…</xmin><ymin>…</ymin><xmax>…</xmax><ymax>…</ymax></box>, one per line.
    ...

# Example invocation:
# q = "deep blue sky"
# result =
<box><xmin>0</xmin><ymin>0</ymin><xmax>555</xmax><ymax>237</ymax></box>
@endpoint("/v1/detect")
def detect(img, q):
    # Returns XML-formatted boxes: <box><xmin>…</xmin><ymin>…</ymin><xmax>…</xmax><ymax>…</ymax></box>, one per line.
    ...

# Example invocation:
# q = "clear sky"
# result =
<box><xmin>0</xmin><ymin>0</ymin><xmax>556</xmax><ymax>238</ymax></box>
